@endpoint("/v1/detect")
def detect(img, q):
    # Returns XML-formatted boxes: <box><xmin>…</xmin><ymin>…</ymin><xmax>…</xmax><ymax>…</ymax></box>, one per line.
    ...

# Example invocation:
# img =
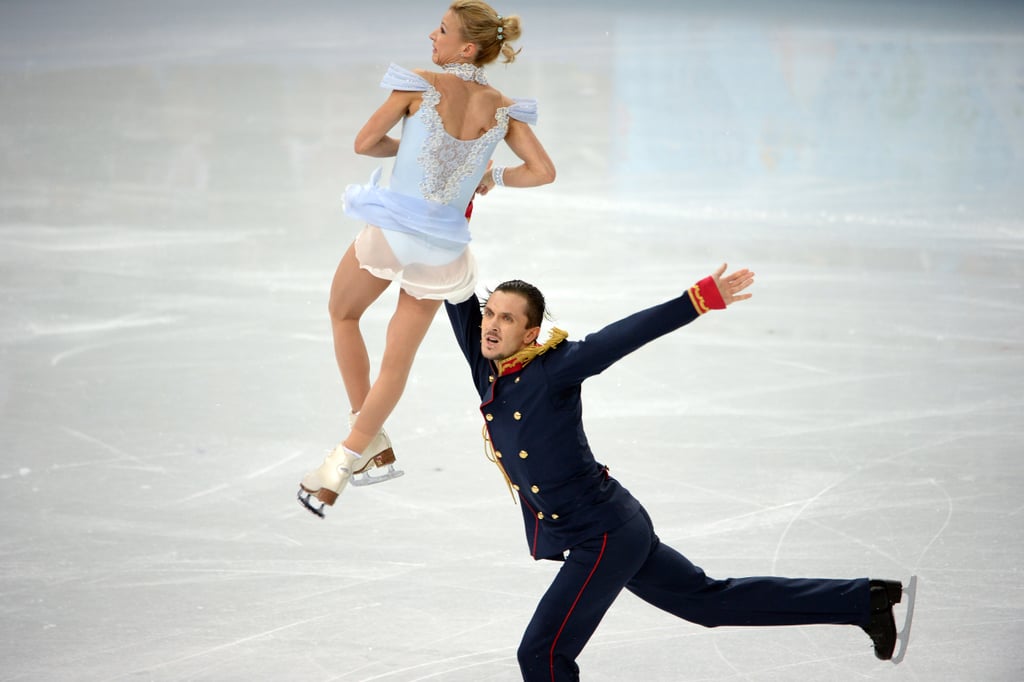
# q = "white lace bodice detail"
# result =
<box><xmin>416</xmin><ymin>87</ymin><xmax>511</xmax><ymax>204</ymax></box>
<box><xmin>366</xmin><ymin>64</ymin><xmax>537</xmax><ymax>212</ymax></box>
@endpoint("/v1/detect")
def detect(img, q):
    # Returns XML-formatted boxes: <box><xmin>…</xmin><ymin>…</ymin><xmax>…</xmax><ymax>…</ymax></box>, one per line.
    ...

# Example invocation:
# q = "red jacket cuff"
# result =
<box><xmin>688</xmin><ymin>275</ymin><xmax>726</xmax><ymax>314</ymax></box>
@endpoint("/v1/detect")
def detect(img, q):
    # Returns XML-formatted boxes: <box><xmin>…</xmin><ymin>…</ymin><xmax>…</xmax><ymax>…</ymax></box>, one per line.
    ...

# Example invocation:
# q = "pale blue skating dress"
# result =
<box><xmin>343</xmin><ymin>63</ymin><xmax>538</xmax><ymax>302</ymax></box>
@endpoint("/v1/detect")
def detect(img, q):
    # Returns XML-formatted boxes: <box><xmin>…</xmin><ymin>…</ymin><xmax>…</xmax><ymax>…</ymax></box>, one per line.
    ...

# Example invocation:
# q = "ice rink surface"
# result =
<box><xmin>2</xmin><ymin>1</ymin><xmax>1023</xmax><ymax>679</ymax></box>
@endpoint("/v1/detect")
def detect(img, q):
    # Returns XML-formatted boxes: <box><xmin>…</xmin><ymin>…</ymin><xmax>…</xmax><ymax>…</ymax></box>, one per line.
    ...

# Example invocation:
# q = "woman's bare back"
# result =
<box><xmin>410</xmin><ymin>71</ymin><xmax>510</xmax><ymax>141</ymax></box>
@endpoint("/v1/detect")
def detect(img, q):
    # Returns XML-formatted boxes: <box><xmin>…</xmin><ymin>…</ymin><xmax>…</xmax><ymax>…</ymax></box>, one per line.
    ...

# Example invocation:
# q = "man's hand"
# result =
<box><xmin>475</xmin><ymin>160</ymin><xmax>495</xmax><ymax>196</ymax></box>
<box><xmin>712</xmin><ymin>263</ymin><xmax>755</xmax><ymax>306</ymax></box>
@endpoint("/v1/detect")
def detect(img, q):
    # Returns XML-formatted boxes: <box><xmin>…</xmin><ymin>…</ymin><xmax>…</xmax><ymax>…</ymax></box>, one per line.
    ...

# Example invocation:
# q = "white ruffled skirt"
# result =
<box><xmin>352</xmin><ymin>225</ymin><xmax>477</xmax><ymax>303</ymax></box>
<box><xmin>343</xmin><ymin>169</ymin><xmax>477</xmax><ymax>302</ymax></box>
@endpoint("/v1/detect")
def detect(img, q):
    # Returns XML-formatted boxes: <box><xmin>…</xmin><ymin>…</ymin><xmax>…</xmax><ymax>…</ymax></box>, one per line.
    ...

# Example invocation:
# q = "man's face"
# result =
<box><xmin>480</xmin><ymin>291</ymin><xmax>540</xmax><ymax>361</ymax></box>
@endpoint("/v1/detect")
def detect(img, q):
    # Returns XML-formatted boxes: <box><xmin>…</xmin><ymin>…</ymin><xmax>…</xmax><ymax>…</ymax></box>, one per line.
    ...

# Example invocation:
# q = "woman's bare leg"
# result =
<box><xmin>343</xmin><ymin>288</ymin><xmax>442</xmax><ymax>454</ymax></box>
<box><xmin>328</xmin><ymin>243</ymin><xmax>391</xmax><ymax>411</ymax></box>
<box><xmin>300</xmin><ymin>265</ymin><xmax>443</xmax><ymax>515</ymax></box>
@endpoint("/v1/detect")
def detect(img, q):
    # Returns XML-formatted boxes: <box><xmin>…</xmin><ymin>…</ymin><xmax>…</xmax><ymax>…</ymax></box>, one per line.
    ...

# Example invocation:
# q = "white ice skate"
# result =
<box><xmin>296</xmin><ymin>417</ymin><xmax>404</xmax><ymax>518</ymax></box>
<box><xmin>297</xmin><ymin>441</ymin><xmax>401</xmax><ymax>518</ymax></box>
<box><xmin>346</xmin><ymin>413</ymin><xmax>404</xmax><ymax>488</ymax></box>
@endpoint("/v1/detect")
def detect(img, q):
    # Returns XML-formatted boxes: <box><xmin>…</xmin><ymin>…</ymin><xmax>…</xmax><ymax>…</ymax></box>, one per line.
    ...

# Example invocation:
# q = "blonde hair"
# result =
<box><xmin>449</xmin><ymin>0</ymin><xmax>522</xmax><ymax>65</ymax></box>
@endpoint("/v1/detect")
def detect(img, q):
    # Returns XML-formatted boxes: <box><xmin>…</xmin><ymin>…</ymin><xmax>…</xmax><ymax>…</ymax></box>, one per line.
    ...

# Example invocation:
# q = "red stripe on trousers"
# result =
<box><xmin>549</xmin><ymin>533</ymin><xmax>608</xmax><ymax>682</ymax></box>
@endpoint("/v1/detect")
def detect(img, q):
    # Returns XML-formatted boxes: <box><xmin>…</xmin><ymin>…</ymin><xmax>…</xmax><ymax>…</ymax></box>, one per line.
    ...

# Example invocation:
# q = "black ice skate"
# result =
<box><xmin>861</xmin><ymin>576</ymin><xmax>917</xmax><ymax>662</ymax></box>
<box><xmin>862</xmin><ymin>579</ymin><xmax>900</xmax><ymax>660</ymax></box>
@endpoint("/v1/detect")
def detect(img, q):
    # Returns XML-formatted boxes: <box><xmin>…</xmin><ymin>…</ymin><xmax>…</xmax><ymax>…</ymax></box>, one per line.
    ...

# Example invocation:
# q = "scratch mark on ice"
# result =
<box><xmin>106</xmin><ymin>614</ymin><xmax>332</xmax><ymax>681</ymax></box>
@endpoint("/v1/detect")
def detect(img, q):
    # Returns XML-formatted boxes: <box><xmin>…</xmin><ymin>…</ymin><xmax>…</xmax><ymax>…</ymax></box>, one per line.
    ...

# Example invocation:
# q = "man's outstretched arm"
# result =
<box><xmin>546</xmin><ymin>264</ymin><xmax>756</xmax><ymax>388</ymax></box>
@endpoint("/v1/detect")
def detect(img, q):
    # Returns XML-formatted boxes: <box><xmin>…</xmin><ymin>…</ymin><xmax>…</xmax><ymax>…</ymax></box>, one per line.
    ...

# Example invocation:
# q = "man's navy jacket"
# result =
<box><xmin>445</xmin><ymin>285</ymin><xmax>714</xmax><ymax>560</ymax></box>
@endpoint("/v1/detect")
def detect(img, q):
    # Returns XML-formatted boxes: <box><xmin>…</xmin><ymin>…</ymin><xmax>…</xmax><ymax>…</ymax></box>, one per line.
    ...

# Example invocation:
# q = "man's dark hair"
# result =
<box><xmin>485</xmin><ymin>279</ymin><xmax>547</xmax><ymax>328</ymax></box>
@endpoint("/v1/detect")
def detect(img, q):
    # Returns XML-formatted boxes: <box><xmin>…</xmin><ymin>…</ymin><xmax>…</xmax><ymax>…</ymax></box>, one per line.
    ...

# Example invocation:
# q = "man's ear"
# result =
<box><xmin>524</xmin><ymin>326</ymin><xmax>541</xmax><ymax>345</ymax></box>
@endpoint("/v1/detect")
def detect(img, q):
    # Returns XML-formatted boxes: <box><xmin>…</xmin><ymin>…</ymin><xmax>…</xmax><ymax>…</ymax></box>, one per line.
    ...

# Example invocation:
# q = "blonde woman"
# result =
<box><xmin>299</xmin><ymin>1</ymin><xmax>555</xmax><ymax>517</ymax></box>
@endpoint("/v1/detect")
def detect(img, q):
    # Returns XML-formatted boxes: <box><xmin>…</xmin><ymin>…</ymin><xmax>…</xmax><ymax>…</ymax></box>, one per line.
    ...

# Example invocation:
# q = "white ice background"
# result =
<box><xmin>1</xmin><ymin>1</ymin><xmax>1022</xmax><ymax>680</ymax></box>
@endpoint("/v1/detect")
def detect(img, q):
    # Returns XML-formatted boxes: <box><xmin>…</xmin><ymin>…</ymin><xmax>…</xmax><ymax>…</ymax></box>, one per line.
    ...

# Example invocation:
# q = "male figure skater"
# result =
<box><xmin>444</xmin><ymin>265</ymin><xmax>907</xmax><ymax>681</ymax></box>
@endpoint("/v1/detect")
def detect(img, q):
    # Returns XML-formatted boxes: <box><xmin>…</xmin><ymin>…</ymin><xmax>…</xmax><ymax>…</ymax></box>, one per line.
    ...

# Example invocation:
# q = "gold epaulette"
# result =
<box><xmin>495</xmin><ymin>327</ymin><xmax>568</xmax><ymax>376</ymax></box>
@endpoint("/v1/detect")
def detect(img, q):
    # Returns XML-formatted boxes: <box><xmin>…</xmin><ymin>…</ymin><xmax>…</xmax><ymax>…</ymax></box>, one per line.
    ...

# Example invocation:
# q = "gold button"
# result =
<box><xmin>495</xmin><ymin>450</ymin><xmax>502</xmax><ymax>459</ymax></box>
<box><xmin>519</xmin><ymin>450</ymin><xmax>529</xmax><ymax>459</ymax></box>
<box><xmin>488</xmin><ymin>375</ymin><xmax>495</xmax><ymax>383</ymax></box>
<box><xmin>530</xmin><ymin>485</ymin><xmax>539</xmax><ymax>493</ymax></box>
<box><xmin>512</xmin><ymin>484</ymin><xmax>520</xmax><ymax>491</ymax></box>
<box><xmin>537</xmin><ymin>512</ymin><xmax>545</xmax><ymax>520</ymax></box>
<box><xmin>485</xmin><ymin>414</ymin><xmax>493</xmax><ymax>421</ymax></box>
<box><xmin>514</xmin><ymin>411</ymin><xmax>522</xmax><ymax>420</ymax></box>
<box><xmin>551</xmin><ymin>514</ymin><xmax>559</xmax><ymax>520</ymax></box>
<box><xmin>514</xmin><ymin>377</ymin><xmax>520</xmax><ymax>383</ymax></box>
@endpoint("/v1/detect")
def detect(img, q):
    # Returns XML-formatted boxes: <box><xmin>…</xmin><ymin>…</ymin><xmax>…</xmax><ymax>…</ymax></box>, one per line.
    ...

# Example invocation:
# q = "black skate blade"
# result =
<box><xmin>891</xmin><ymin>575</ymin><xmax>918</xmax><ymax>665</ymax></box>
<box><xmin>297</xmin><ymin>489</ymin><xmax>326</xmax><ymax>518</ymax></box>
<box><xmin>350</xmin><ymin>465</ymin><xmax>405</xmax><ymax>487</ymax></box>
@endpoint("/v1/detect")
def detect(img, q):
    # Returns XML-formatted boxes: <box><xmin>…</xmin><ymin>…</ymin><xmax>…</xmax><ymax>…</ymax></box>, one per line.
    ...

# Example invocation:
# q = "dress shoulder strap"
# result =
<box><xmin>508</xmin><ymin>98</ymin><xmax>538</xmax><ymax>126</ymax></box>
<box><xmin>380</xmin><ymin>63</ymin><xmax>430</xmax><ymax>92</ymax></box>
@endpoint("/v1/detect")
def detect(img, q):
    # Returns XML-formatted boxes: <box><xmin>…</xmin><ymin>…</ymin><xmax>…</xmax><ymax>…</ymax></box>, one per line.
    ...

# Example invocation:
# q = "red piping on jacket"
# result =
<box><xmin>520</xmin><ymin>496</ymin><xmax>541</xmax><ymax>558</ymax></box>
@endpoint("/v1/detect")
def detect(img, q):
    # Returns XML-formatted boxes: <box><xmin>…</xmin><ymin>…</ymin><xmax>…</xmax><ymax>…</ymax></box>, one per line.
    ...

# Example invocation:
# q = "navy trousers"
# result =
<box><xmin>517</xmin><ymin>507</ymin><xmax>872</xmax><ymax>682</ymax></box>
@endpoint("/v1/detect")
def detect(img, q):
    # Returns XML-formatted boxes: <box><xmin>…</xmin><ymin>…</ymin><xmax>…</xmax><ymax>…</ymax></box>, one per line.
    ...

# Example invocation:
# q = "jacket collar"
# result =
<box><xmin>493</xmin><ymin>327</ymin><xmax>568</xmax><ymax>377</ymax></box>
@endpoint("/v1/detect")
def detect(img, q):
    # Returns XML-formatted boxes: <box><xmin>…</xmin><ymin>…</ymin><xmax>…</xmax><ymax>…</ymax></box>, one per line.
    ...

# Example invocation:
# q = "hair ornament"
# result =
<box><xmin>496</xmin><ymin>14</ymin><xmax>504</xmax><ymax>40</ymax></box>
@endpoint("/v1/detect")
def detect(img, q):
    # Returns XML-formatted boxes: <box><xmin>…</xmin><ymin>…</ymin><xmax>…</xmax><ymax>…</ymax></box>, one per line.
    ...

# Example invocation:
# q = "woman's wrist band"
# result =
<box><xmin>492</xmin><ymin>166</ymin><xmax>506</xmax><ymax>187</ymax></box>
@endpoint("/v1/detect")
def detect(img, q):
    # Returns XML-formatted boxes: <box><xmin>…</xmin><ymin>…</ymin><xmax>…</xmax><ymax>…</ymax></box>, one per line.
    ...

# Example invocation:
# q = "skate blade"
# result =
<box><xmin>350</xmin><ymin>464</ymin><xmax>405</xmax><ymax>487</ymax></box>
<box><xmin>297</xmin><ymin>489</ymin><xmax>326</xmax><ymax>518</ymax></box>
<box><xmin>891</xmin><ymin>574</ymin><xmax>918</xmax><ymax>665</ymax></box>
